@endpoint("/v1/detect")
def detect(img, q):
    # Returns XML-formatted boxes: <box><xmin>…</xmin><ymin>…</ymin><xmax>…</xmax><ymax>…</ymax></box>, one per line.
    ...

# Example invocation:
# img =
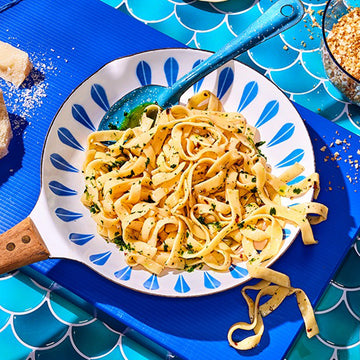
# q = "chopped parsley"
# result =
<box><xmin>237</xmin><ymin>221</ymin><xmax>245</xmax><ymax>229</ymax></box>
<box><xmin>209</xmin><ymin>221</ymin><xmax>222</xmax><ymax>231</ymax></box>
<box><xmin>113</xmin><ymin>235</ymin><xmax>132</xmax><ymax>251</ymax></box>
<box><xmin>185</xmin><ymin>263</ymin><xmax>203</xmax><ymax>273</ymax></box>
<box><xmin>89</xmin><ymin>203</ymin><xmax>100</xmax><ymax>214</ymax></box>
<box><xmin>108</xmin><ymin>123</ymin><xmax>119</xmax><ymax>130</ymax></box>
<box><xmin>255</xmin><ymin>140</ymin><xmax>267</xmax><ymax>159</ymax></box>
<box><xmin>185</xmin><ymin>243</ymin><xmax>194</xmax><ymax>254</ymax></box>
<box><xmin>107</xmin><ymin>160</ymin><xmax>126</xmax><ymax>171</ymax></box>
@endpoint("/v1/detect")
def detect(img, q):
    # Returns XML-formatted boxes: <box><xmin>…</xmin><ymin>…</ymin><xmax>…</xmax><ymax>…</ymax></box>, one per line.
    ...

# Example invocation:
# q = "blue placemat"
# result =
<box><xmin>0</xmin><ymin>0</ymin><xmax>360</xmax><ymax>359</ymax></box>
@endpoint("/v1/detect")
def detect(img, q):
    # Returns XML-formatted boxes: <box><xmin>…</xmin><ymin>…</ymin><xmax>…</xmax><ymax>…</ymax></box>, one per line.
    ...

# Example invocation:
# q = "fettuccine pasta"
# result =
<box><xmin>81</xmin><ymin>90</ymin><xmax>327</xmax><ymax>276</ymax></box>
<box><xmin>228</xmin><ymin>264</ymin><xmax>319</xmax><ymax>350</ymax></box>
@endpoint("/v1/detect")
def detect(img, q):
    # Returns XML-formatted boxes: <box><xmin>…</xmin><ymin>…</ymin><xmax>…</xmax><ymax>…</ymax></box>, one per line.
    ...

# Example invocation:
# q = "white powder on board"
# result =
<box><xmin>1</xmin><ymin>40</ymin><xmax>65</xmax><ymax>129</ymax></box>
<box><xmin>4</xmin><ymin>57</ymin><xmax>54</xmax><ymax>121</ymax></box>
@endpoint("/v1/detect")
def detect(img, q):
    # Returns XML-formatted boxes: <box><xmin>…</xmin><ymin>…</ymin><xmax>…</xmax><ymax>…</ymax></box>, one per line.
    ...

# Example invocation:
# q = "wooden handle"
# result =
<box><xmin>0</xmin><ymin>217</ymin><xmax>50</xmax><ymax>274</ymax></box>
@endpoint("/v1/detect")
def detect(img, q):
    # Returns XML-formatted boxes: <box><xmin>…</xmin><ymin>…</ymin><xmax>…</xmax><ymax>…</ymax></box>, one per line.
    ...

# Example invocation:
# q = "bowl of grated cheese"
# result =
<box><xmin>321</xmin><ymin>0</ymin><xmax>360</xmax><ymax>105</ymax></box>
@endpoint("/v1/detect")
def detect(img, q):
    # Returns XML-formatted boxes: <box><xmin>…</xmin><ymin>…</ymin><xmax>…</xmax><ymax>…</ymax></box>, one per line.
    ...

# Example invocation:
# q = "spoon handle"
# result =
<box><xmin>161</xmin><ymin>0</ymin><xmax>304</xmax><ymax>106</ymax></box>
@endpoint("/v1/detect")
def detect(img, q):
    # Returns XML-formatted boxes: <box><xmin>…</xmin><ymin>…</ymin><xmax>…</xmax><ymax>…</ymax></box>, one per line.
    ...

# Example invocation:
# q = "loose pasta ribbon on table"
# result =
<box><xmin>228</xmin><ymin>265</ymin><xmax>319</xmax><ymax>351</ymax></box>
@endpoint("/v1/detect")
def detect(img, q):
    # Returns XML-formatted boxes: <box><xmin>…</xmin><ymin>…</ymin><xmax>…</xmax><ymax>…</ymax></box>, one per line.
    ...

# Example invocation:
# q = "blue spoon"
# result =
<box><xmin>99</xmin><ymin>0</ymin><xmax>304</xmax><ymax>131</ymax></box>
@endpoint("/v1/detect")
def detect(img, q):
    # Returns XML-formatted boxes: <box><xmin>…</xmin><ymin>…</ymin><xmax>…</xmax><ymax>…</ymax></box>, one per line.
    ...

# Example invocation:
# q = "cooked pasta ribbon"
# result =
<box><xmin>81</xmin><ymin>90</ymin><xmax>327</xmax><ymax>276</ymax></box>
<box><xmin>228</xmin><ymin>265</ymin><xmax>319</xmax><ymax>350</ymax></box>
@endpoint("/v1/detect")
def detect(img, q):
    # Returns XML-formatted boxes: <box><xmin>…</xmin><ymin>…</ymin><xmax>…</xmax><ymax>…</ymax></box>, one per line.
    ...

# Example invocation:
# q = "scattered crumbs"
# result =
<box><xmin>322</xmin><ymin>132</ymin><xmax>360</xmax><ymax>186</ymax></box>
<box><xmin>326</xmin><ymin>7</ymin><xmax>360</xmax><ymax>80</ymax></box>
<box><xmin>283</xmin><ymin>45</ymin><xmax>288</xmax><ymax>51</ymax></box>
<box><xmin>312</xmin><ymin>19</ymin><xmax>320</xmax><ymax>28</ymax></box>
<box><xmin>323</xmin><ymin>7</ymin><xmax>360</xmax><ymax>104</ymax></box>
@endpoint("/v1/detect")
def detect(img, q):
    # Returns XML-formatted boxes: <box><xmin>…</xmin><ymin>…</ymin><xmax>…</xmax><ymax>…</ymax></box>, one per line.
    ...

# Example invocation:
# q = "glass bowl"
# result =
<box><xmin>321</xmin><ymin>0</ymin><xmax>360</xmax><ymax>105</ymax></box>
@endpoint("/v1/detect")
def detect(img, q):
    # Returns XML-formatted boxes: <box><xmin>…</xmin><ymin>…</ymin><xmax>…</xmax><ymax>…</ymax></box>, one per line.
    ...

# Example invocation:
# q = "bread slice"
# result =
<box><xmin>0</xmin><ymin>41</ymin><xmax>32</xmax><ymax>87</ymax></box>
<box><xmin>0</xmin><ymin>90</ymin><xmax>12</xmax><ymax>159</ymax></box>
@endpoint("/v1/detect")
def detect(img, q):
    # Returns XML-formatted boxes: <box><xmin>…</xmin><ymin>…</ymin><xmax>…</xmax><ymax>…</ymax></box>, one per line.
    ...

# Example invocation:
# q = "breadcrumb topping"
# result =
<box><xmin>326</xmin><ymin>7</ymin><xmax>360</xmax><ymax>80</ymax></box>
<box><xmin>322</xmin><ymin>7</ymin><xmax>360</xmax><ymax>104</ymax></box>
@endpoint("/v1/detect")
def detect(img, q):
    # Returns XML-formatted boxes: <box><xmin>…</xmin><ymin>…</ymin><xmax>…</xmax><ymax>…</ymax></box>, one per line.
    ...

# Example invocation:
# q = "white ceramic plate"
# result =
<box><xmin>37</xmin><ymin>48</ymin><xmax>315</xmax><ymax>297</ymax></box>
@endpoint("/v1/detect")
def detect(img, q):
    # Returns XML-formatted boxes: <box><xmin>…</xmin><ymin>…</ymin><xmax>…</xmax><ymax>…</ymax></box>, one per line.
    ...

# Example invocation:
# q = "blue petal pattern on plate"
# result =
<box><xmin>57</xmin><ymin>127</ymin><xmax>84</xmax><ymax>151</ymax></box>
<box><xmin>217</xmin><ymin>67</ymin><xmax>233</xmax><ymax>100</ymax></box>
<box><xmin>192</xmin><ymin>59</ymin><xmax>204</xmax><ymax>93</ymax></box>
<box><xmin>267</xmin><ymin>123</ymin><xmax>295</xmax><ymax>147</ymax></box>
<box><xmin>174</xmin><ymin>275</ymin><xmax>190</xmax><ymax>293</ymax></box>
<box><xmin>254</xmin><ymin>100</ymin><xmax>279</xmax><ymax>128</ymax></box>
<box><xmin>72</xmin><ymin>104</ymin><xmax>96</xmax><ymax>131</ymax></box>
<box><xmin>114</xmin><ymin>266</ymin><xmax>132</xmax><ymax>281</ymax></box>
<box><xmin>91</xmin><ymin>84</ymin><xmax>110</xmax><ymax>112</ymax></box>
<box><xmin>136</xmin><ymin>61</ymin><xmax>151</xmax><ymax>86</ymax></box>
<box><xmin>143</xmin><ymin>274</ymin><xmax>160</xmax><ymax>291</ymax></box>
<box><xmin>283</xmin><ymin>228</ymin><xmax>291</xmax><ymax>239</ymax></box>
<box><xmin>55</xmin><ymin>208</ymin><xmax>83</xmax><ymax>222</ymax></box>
<box><xmin>204</xmin><ymin>272</ymin><xmax>221</xmax><ymax>289</ymax></box>
<box><xmin>89</xmin><ymin>251</ymin><xmax>112</xmax><ymax>266</ymax></box>
<box><xmin>69</xmin><ymin>233</ymin><xmax>94</xmax><ymax>246</ymax></box>
<box><xmin>50</xmin><ymin>153</ymin><xmax>79</xmax><ymax>172</ymax></box>
<box><xmin>237</xmin><ymin>81</ymin><xmax>258</xmax><ymax>112</ymax></box>
<box><xmin>287</xmin><ymin>175</ymin><xmax>306</xmax><ymax>185</ymax></box>
<box><xmin>164</xmin><ymin>57</ymin><xmax>179</xmax><ymax>86</ymax></box>
<box><xmin>275</xmin><ymin>149</ymin><xmax>304</xmax><ymax>168</ymax></box>
<box><xmin>49</xmin><ymin>181</ymin><xmax>77</xmax><ymax>196</ymax></box>
<box><xmin>229</xmin><ymin>264</ymin><xmax>248</xmax><ymax>279</ymax></box>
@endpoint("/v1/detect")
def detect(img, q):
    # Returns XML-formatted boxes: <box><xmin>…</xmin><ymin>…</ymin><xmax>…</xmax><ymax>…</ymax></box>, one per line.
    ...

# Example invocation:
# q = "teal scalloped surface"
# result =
<box><xmin>1</xmin><ymin>0</ymin><xmax>360</xmax><ymax>359</ymax></box>
<box><xmin>0</xmin><ymin>270</ymin><xmax>167</xmax><ymax>360</ymax></box>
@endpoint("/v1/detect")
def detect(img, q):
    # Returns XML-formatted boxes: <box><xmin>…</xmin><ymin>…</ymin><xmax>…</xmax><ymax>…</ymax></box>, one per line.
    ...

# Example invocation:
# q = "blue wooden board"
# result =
<box><xmin>0</xmin><ymin>0</ymin><xmax>359</xmax><ymax>359</ymax></box>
